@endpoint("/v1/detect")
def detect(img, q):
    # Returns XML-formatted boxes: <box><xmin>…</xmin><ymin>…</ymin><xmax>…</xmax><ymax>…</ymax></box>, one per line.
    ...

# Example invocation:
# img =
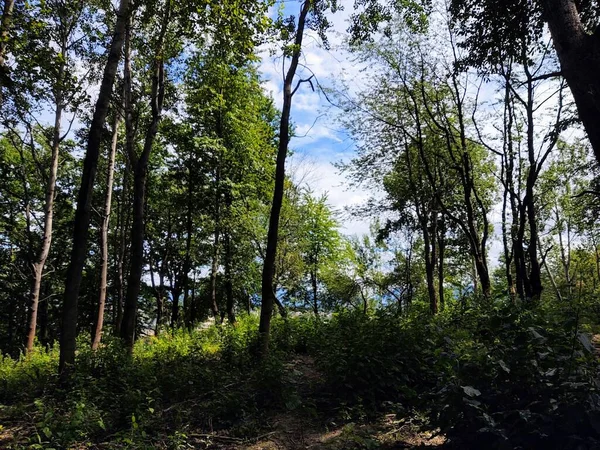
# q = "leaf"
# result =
<box><xmin>462</xmin><ymin>386</ymin><xmax>481</xmax><ymax>397</ymax></box>
<box><xmin>577</xmin><ymin>333</ymin><xmax>594</xmax><ymax>353</ymax></box>
<box><xmin>498</xmin><ymin>360</ymin><xmax>510</xmax><ymax>373</ymax></box>
<box><xmin>528</xmin><ymin>327</ymin><xmax>544</xmax><ymax>340</ymax></box>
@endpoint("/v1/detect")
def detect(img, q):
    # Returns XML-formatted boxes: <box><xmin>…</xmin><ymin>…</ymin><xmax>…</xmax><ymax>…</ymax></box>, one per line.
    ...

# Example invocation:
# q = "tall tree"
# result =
<box><xmin>449</xmin><ymin>0</ymin><xmax>600</xmax><ymax>164</ymax></box>
<box><xmin>26</xmin><ymin>0</ymin><xmax>85</xmax><ymax>354</ymax></box>
<box><xmin>260</xmin><ymin>0</ymin><xmax>331</xmax><ymax>354</ymax></box>
<box><xmin>120</xmin><ymin>0</ymin><xmax>170</xmax><ymax>350</ymax></box>
<box><xmin>0</xmin><ymin>0</ymin><xmax>14</xmax><ymax>105</ymax></box>
<box><xmin>59</xmin><ymin>0</ymin><xmax>131</xmax><ymax>373</ymax></box>
<box><xmin>92</xmin><ymin>111</ymin><xmax>120</xmax><ymax>350</ymax></box>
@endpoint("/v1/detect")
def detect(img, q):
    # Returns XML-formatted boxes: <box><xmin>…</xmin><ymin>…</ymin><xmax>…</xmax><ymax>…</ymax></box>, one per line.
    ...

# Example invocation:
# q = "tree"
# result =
<box><xmin>120</xmin><ymin>0</ymin><xmax>171</xmax><ymax>351</ymax></box>
<box><xmin>339</xmin><ymin>21</ymin><xmax>496</xmax><ymax>302</ymax></box>
<box><xmin>260</xmin><ymin>0</ymin><xmax>340</xmax><ymax>355</ymax></box>
<box><xmin>92</xmin><ymin>111</ymin><xmax>120</xmax><ymax>350</ymax></box>
<box><xmin>449</xmin><ymin>0</ymin><xmax>600</xmax><ymax>166</ymax></box>
<box><xmin>300</xmin><ymin>193</ymin><xmax>342</xmax><ymax>315</ymax></box>
<box><xmin>25</xmin><ymin>0</ymin><xmax>87</xmax><ymax>354</ymax></box>
<box><xmin>59</xmin><ymin>0</ymin><xmax>131</xmax><ymax>373</ymax></box>
<box><xmin>0</xmin><ymin>0</ymin><xmax>14</xmax><ymax>105</ymax></box>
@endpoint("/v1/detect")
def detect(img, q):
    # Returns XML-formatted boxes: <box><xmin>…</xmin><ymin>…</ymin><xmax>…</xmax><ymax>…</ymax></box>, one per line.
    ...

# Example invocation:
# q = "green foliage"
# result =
<box><xmin>309</xmin><ymin>301</ymin><xmax>600</xmax><ymax>448</ymax></box>
<box><xmin>0</xmin><ymin>316</ymin><xmax>287</xmax><ymax>448</ymax></box>
<box><xmin>1</xmin><ymin>304</ymin><xmax>600</xmax><ymax>448</ymax></box>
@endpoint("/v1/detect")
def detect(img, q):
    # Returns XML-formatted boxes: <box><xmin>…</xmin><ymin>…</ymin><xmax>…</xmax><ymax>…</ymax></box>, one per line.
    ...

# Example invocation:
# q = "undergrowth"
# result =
<box><xmin>1</xmin><ymin>298</ymin><xmax>599</xmax><ymax>449</ymax></box>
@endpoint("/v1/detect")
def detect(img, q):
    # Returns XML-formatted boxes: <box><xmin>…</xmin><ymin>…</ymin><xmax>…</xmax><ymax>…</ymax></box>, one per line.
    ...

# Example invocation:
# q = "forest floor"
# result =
<box><xmin>0</xmin><ymin>353</ymin><xmax>445</xmax><ymax>449</ymax></box>
<box><xmin>188</xmin><ymin>355</ymin><xmax>446</xmax><ymax>450</ymax></box>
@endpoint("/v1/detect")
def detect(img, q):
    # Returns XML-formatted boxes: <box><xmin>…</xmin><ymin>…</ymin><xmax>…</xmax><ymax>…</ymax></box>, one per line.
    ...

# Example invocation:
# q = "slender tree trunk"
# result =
<box><xmin>182</xmin><ymin>177</ymin><xmax>193</xmax><ymax>329</ymax></box>
<box><xmin>148</xmin><ymin>255</ymin><xmax>163</xmax><ymax>335</ymax></box>
<box><xmin>524</xmin><ymin>80</ymin><xmax>543</xmax><ymax>299</ymax></box>
<box><xmin>156</xmin><ymin>211</ymin><xmax>172</xmax><ymax>333</ymax></box>
<box><xmin>115</xmin><ymin>15</ymin><xmax>133</xmax><ymax>336</ymax></box>
<box><xmin>404</xmin><ymin>240</ymin><xmax>413</xmax><ymax>308</ymax></box>
<box><xmin>274</xmin><ymin>294</ymin><xmax>287</xmax><ymax>318</ymax></box>
<box><xmin>59</xmin><ymin>0</ymin><xmax>131</xmax><ymax>374</ymax></box>
<box><xmin>224</xmin><ymin>232</ymin><xmax>236</xmax><ymax>324</ymax></box>
<box><xmin>501</xmin><ymin>77</ymin><xmax>516</xmax><ymax>298</ymax></box>
<box><xmin>189</xmin><ymin>273</ymin><xmax>197</xmax><ymax>325</ymax></box>
<box><xmin>38</xmin><ymin>288</ymin><xmax>49</xmax><ymax>347</ymax></box>
<box><xmin>310</xmin><ymin>268</ymin><xmax>318</xmax><ymax>316</ymax></box>
<box><xmin>209</xmin><ymin>163</ymin><xmax>221</xmax><ymax>320</ymax></box>
<box><xmin>542</xmin><ymin>0</ymin><xmax>600</xmax><ymax>161</ymax></box>
<box><xmin>120</xmin><ymin>2</ymin><xmax>168</xmax><ymax>350</ymax></box>
<box><xmin>209</xmin><ymin>228</ymin><xmax>221</xmax><ymax>319</ymax></box>
<box><xmin>0</xmin><ymin>0</ymin><xmax>15</xmax><ymax>105</ymax></box>
<box><xmin>472</xmin><ymin>257</ymin><xmax>479</xmax><ymax>294</ymax></box>
<box><xmin>26</xmin><ymin>84</ymin><xmax>64</xmax><ymax>354</ymax></box>
<box><xmin>423</xmin><ymin>214</ymin><xmax>438</xmax><ymax>314</ymax></box>
<box><xmin>92</xmin><ymin>112</ymin><xmax>120</xmax><ymax>350</ymax></box>
<box><xmin>171</xmin><ymin>280</ymin><xmax>181</xmax><ymax>328</ymax></box>
<box><xmin>114</xmin><ymin>160</ymin><xmax>129</xmax><ymax>334</ymax></box>
<box><xmin>437</xmin><ymin>216</ymin><xmax>445</xmax><ymax>310</ymax></box>
<box><xmin>539</xmin><ymin>236</ymin><xmax>563</xmax><ymax>301</ymax></box>
<box><xmin>555</xmin><ymin>205</ymin><xmax>572</xmax><ymax>295</ymax></box>
<box><xmin>260</xmin><ymin>0</ymin><xmax>310</xmax><ymax>355</ymax></box>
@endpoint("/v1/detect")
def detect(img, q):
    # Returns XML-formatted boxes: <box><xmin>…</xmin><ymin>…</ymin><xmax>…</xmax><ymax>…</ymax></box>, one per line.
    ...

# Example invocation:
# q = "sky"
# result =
<box><xmin>258</xmin><ymin>1</ymin><xmax>374</xmax><ymax>238</ymax></box>
<box><xmin>256</xmin><ymin>2</ymin><xmax>578</xmax><ymax>267</ymax></box>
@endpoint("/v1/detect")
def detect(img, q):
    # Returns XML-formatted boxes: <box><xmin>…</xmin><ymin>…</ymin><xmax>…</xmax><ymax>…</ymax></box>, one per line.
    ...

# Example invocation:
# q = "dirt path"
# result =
<box><xmin>236</xmin><ymin>354</ymin><xmax>445</xmax><ymax>450</ymax></box>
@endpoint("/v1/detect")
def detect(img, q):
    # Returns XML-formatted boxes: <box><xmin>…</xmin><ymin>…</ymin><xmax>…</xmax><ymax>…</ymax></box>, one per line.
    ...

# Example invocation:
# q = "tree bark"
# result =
<box><xmin>423</xmin><ymin>212</ymin><xmax>438</xmax><ymax>314</ymax></box>
<box><xmin>224</xmin><ymin>232</ymin><xmax>236</xmax><ymax>324</ymax></box>
<box><xmin>182</xmin><ymin>178</ymin><xmax>193</xmax><ymax>329</ymax></box>
<box><xmin>259</xmin><ymin>0</ymin><xmax>310</xmax><ymax>356</ymax></box>
<box><xmin>120</xmin><ymin>7</ymin><xmax>168</xmax><ymax>349</ymax></box>
<box><xmin>59</xmin><ymin>0</ymin><xmax>131</xmax><ymax>374</ymax></box>
<box><xmin>171</xmin><ymin>278</ymin><xmax>182</xmax><ymax>328</ymax></box>
<box><xmin>0</xmin><ymin>0</ymin><xmax>15</xmax><ymax>105</ymax></box>
<box><xmin>92</xmin><ymin>111</ymin><xmax>120</xmax><ymax>350</ymax></box>
<box><xmin>437</xmin><ymin>215</ymin><xmax>445</xmax><ymax>310</ymax></box>
<box><xmin>209</xmin><ymin>226</ymin><xmax>221</xmax><ymax>319</ymax></box>
<box><xmin>310</xmin><ymin>268</ymin><xmax>319</xmax><ymax>316</ymax></box>
<box><xmin>114</xmin><ymin>158</ymin><xmax>129</xmax><ymax>334</ymax></box>
<box><xmin>26</xmin><ymin>65</ymin><xmax>64</xmax><ymax>354</ymax></box>
<box><xmin>542</xmin><ymin>0</ymin><xmax>600</xmax><ymax>162</ymax></box>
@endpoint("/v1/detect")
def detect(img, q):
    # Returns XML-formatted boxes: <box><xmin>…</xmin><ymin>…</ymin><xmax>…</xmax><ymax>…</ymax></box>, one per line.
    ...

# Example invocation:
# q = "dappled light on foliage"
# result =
<box><xmin>2</xmin><ymin>0</ymin><xmax>600</xmax><ymax>448</ymax></box>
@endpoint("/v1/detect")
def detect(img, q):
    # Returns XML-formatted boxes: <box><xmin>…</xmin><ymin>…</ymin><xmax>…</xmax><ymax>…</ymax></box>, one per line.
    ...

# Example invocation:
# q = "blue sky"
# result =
<box><xmin>259</xmin><ymin>0</ymin><xmax>374</xmax><ymax>237</ymax></box>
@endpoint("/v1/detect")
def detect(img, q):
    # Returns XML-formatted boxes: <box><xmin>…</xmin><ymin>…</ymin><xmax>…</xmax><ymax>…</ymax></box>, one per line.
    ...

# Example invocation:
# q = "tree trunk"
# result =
<box><xmin>209</xmin><ymin>162</ymin><xmax>221</xmax><ymax>320</ymax></box>
<box><xmin>310</xmin><ymin>268</ymin><xmax>318</xmax><ymax>316</ymax></box>
<box><xmin>501</xmin><ymin>77</ymin><xmax>516</xmax><ymax>298</ymax></box>
<box><xmin>260</xmin><ymin>0</ymin><xmax>310</xmax><ymax>355</ymax></box>
<box><xmin>92</xmin><ymin>112</ymin><xmax>120</xmax><ymax>350</ymax></box>
<box><xmin>26</xmin><ymin>88</ymin><xmax>63</xmax><ymax>354</ymax></box>
<box><xmin>0</xmin><ymin>0</ymin><xmax>15</xmax><ymax>105</ymax></box>
<box><xmin>182</xmin><ymin>175</ymin><xmax>193</xmax><ymax>329</ymax></box>
<box><xmin>423</xmin><ymin>213</ymin><xmax>438</xmax><ymax>314</ymax></box>
<box><xmin>120</xmin><ymin>1</ymin><xmax>168</xmax><ymax>350</ymax></box>
<box><xmin>171</xmin><ymin>280</ymin><xmax>181</xmax><ymax>328</ymax></box>
<box><xmin>437</xmin><ymin>216</ymin><xmax>445</xmax><ymax>310</ymax></box>
<box><xmin>524</xmin><ymin>79</ymin><xmax>543</xmax><ymax>300</ymax></box>
<box><xmin>189</xmin><ymin>273</ymin><xmax>197</xmax><ymax>325</ymax></box>
<box><xmin>542</xmin><ymin>0</ymin><xmax>600</xmax><ymax>162</ymax></box>
<box><xmin>224</xmin><ymin>232</ymin><xmax>236</xmax><ymax>324</ymax></box>
<box><xmin>209</xmin><ymin>227</ymin><xmax>221</xmax><ymax>319</ymax></box>
<box><xmin>114</xmin><ymin>159</ymin><xmax>129</xmax><ymax>334</ymax></box>
<box><xmin>38</xmin><ymin>288</ymin><xmax>49</xmax><ymax>347</ymax></box>
<box><xmin>59</xmin><ymin>0</ymin><xmax>131</xmax><ymax>374</ymax></box>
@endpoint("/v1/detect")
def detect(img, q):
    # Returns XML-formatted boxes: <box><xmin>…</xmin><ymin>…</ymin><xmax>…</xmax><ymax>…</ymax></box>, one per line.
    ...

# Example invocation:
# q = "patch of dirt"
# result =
<box><xmin>235</xmin><ymin>354</ymin><xmax>446</xmax><ymax>450</ymax></box>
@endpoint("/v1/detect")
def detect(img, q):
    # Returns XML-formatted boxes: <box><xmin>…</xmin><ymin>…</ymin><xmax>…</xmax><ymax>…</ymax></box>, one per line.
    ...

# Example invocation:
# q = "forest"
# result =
<box><xmin>1</xmin><ymin>0</ymin><xmax>600</xmax><ymax>448</ymax></box>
